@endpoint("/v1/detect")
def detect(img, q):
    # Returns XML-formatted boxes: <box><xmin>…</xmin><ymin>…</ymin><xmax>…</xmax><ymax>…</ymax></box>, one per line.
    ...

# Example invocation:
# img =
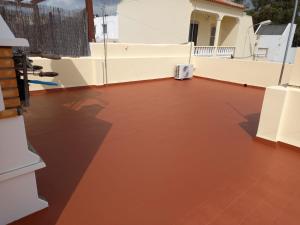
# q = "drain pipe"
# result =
<box><xmin>278</xmin><ymin>0</ymin><xmax>298</xmax><ymax>85</ymax></box>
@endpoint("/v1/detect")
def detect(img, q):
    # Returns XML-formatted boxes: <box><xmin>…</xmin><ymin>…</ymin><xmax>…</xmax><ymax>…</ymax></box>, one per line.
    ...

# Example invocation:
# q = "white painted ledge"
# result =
<box><xmin>0</xmin><ymin>15</ymin><xmax>29</xmax><ymax>47</ymax></box>
<box><xmin>0</xmin><ymin>171</ymin><xmax>48</xmax><ymax>225</ymax></box>
<box><xmin>0</xmin><ymin>116</ymin><xmax>48</xmax><ymax>224</ymax></box>
<box><xmin>257</xmin><ymin>86</ymin><xmax>300</xmax><ymax>148</ymax></box>
<box><xmin>257</xmin><ymin>86</ymin><xmax>288</xmax><ymax>142</ymax></box>
<box><xmin>0</xmin><ymin>38</ymin><xmax>29</xmax><ymax>47</ymax></box>
<box><xmin>0</xmin><ymin>116</ymin><xmax>42</xmax><ymax>173</ymax></box>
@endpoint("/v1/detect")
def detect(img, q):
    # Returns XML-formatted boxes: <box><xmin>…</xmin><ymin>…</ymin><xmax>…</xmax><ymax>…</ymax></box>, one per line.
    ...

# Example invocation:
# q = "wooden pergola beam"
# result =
<box><xmin>0</xmin><ymin>0</ymin><xmax>45</xmax><ymax>7</ymax></box>
<box><xmin>30</xmin><ymin>0</ymin><xmax>46</xmax><ymax>5</ymax></box>
<box><xmin>0</xmin><ymin>0</ymin><xmax>32</xmax><ymax>8</ymax></box>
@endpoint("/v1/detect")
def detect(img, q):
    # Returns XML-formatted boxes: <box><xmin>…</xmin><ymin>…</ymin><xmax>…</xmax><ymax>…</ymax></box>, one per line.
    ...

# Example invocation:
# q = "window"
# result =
<box><xmin>188</xmin><ymin>23</ymin><xmax>198</xmax><ymax>45</ymax></box>
<box><xmin>210</xmin><ymin>26</ymin><xmax>216</xmax><ymax>46</ymax></box>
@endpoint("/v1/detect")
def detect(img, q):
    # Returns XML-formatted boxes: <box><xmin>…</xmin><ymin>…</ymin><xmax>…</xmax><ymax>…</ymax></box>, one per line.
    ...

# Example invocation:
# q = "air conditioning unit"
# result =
<box><xmin>175</xmin><ymin>64</ymin><xmax>193</xmax><ymax>80</ymax></box>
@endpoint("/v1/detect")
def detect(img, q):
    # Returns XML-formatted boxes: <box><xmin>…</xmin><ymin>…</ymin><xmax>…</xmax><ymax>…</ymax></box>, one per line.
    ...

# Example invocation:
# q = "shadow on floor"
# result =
<box><xmin>239</xmin><ymin>113</ymin><xmax>261</xmax><ymax>138</ymax></box>
<box><xmin>11</xmin><ymin>90</ymin><xmax>111</xmax><ymax>225</ymax></box>
<box><xmin>226</xmin><ymin>102</ymin><xmax>260</xmax><ymax>138</ymax></box>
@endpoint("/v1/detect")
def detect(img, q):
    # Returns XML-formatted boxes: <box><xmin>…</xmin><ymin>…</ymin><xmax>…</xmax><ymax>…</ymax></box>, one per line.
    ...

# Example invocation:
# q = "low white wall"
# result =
<box><xmin>257</xmin><ymin>86</ymin><xmax>288</xmax><ymax>142</ymax></box>
<box><xmin>31</xmin><ymin>44</ymin><xmax>300</xmax><ymax>91</ymax></box>
<box><xmin>106</xmin><ymin>57</ymin><xmax>188</xmax><ymax>84</ymax></box>
<box><xmin>279</xmin><ymin>88</ymin><xmax>300</xmax><ymax>147</ymax></box>
<box><xmin>257</xmin><ymin>86</ymin><xmax>300</xmax><ymax>148</ymax></box>
<box><xmin>29</xmin><ymin>43</ymin><xmax>192</xmax><ymax>91</ymax></box>
<box><xmin>194</xmin><ymin>48</ymin><xmax>300</xmax><ymax>88</ymax></box>
<box><xmin>193</xmin><ymin>57</ymin><xmax>293</xmax><ymax>88</ymax></box>
<box><xmin>29</xmin><ymin>57</ymin><xmax>100</xmax><ymax>91</ymax></box>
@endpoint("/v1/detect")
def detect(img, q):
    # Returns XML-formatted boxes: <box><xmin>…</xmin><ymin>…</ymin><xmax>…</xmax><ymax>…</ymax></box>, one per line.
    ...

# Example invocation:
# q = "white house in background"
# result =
<box><xmin>256</xmin><ymin>23</ymin><xmax>297</xmax><ymax>64</ymax></box>
<box><xmin>94</xmin><ymin>15</ymin><xmax>119</xmax><ymax>42</ymax></box>
<box><xmin>116</xmin><ymin>0</ymin><xmax>255</xmax><ymax>58</ymax></box>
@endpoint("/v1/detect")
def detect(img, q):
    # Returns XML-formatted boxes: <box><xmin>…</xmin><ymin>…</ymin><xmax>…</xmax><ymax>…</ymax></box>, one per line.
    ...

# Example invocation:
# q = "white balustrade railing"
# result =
<box><xmin>194</xmin><ymin>46</ymin><xmax>216</xmax><ymax>57</ymax></box>
<box><xmin>216</xmin><ymin>47</ymin><xmax>235</xmax><ymax>58</ymax></box>
<box><xmin>194</xmin><ymin>46</ymin><xmax>236</xmax><ymax>58</ymax></box>
<box><xmin>256</xmin><ymin>48</ymin><xmax>268</xmax><ymax>58</ymax></box>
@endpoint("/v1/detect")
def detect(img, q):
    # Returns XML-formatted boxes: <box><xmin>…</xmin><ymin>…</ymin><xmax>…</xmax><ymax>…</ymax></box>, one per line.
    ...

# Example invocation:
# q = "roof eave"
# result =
<box><xmin>208</xmin><ymin>0</ymin><xmax>245</xmax><ymax>10</ymax></box>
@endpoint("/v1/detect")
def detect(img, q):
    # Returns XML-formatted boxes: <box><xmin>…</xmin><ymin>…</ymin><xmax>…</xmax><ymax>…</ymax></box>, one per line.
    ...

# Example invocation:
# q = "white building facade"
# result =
<box><xmin>116</xmin><ymin>0</ymin><xmax>255</xmax><ymax>58</ymax></box>
<box><xmin>256</xmin><ymin>23</ymin><xmax>297</xmax><ymax>63</ymax></box>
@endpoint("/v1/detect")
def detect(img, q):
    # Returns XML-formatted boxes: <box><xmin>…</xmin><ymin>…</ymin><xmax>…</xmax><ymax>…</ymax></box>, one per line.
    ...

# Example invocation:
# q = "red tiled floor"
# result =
<box><xmin>11</xmin><ymin>78</ymin><xmax>300</xmax><ymax>225</ymax></box>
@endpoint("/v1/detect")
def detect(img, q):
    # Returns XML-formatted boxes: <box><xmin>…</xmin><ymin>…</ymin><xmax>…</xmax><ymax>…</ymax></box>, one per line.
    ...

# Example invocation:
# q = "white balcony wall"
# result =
<box><xmin>193</xmin><ymin>56</ymin><xmax>293</xmax><ymax>87</ymax></box>
<box><xmin>29</xmin><ymin>43</ymin><xmax>192</xmax><ymax>91</ymax></box>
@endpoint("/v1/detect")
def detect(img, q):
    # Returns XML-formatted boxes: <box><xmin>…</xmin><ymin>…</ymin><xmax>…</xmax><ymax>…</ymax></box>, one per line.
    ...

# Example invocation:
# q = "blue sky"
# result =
<box><xmin>39</xmin><ymin>0</ymin><xmax>253</xmax><ymax>13</ymax></box>
<box><xmin>39</xmin><ymin>0</ymin><xmax>120</xmax><ymax>14</ymax></box>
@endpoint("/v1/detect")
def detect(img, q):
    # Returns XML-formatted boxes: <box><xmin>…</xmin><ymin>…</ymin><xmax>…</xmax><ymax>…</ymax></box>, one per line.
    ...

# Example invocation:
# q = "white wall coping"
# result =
<box><xmin>0</xmin><ymin>160</ymin><xmax>45</xmax><ymax>183</ymax></box>
<box><xmin>0</xmin><ymin>15</ymin><xmax>29</xmax><ymax>47</ymax></box>
<box><xmin>0</xmin><ymin>38</ymin><xmax>29</xmax><ymax>47</ymax></box>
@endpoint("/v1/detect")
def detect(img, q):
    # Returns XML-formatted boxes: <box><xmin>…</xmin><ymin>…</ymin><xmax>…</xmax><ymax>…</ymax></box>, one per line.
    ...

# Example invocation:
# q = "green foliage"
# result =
<box><xmin>249</xmin><ymin>0</ymin><xmax>297</xmax><ymax>24</ymax></box>
<box><xmin>233</xmin><ymin>0</ymin><xmax>244</xmax><ymax>3</ymax></box>
<box><xmin>235</xmin><ymin>0</ymin><xmax>300</xmax><ymax>46</ymax></box>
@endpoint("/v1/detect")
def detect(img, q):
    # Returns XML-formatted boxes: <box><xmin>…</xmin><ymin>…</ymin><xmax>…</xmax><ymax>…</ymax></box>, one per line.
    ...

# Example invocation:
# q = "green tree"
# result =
<box><xmin>233</xmin><ymin>0</ymin><xmax>244</xmax><ymax>4</ymax></box>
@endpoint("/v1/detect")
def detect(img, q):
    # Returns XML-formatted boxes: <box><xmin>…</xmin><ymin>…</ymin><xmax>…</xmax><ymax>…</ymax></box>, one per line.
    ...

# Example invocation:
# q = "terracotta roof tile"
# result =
<box><xmin>208</xmin><ymin>0</ymin><xmax>245</xmax><ymax>9</ymax></box>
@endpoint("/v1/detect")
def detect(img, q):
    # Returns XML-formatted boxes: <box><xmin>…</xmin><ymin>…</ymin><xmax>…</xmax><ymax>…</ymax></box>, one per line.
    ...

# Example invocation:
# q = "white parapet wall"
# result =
<box><xmin>288</xmin><ymin>46</ymin><xmax>300</xmax><ymax>87</ymax></box>
<box><xmin>0</xmin><ymin>116</ymin><xmax>48</xmax><ymax>225</ymax></box>
<box><xmin>193</xmin><ymin>57</ymin><xmax>293</xmax><ymax>88</ymax></box>
<box><xmin>257</xmin><ymin>86</ymin><xmax>300</xmax><ymax>147</ymax></box>
<box><xmin>256</xmin><ymin>49</ymin><xmax>300</xmax><ymax>148</ymax></box>
<box><xmin>29</xmin><ymin>57</ymin><xmax>100</xmax><ymax>91</ymax></box>
<box><xmin>29</xmin><ymin>43</ymin><xmax>192</xmax><ymax>91</ymax></box>
<box><xmin>92</xmin><ymin>43</ymin><xmax>192</xmax><ymax>85</ymax></box>
<box><xmin>30</xmin><ymin>44</ymin><xmax>300</xmax><ymax>91</ymax></box>
<box><xmin>193</xmin><ymin>48</ymin><xmax>300</xmax><ymax>88</ymax></box>
<box><xmin>33</xmin><ymin>44</ymin><xmax>300</xmax><ymax>91</ymax></box>
<box><xmin>257</xmin><ymin>86</ymin><xmax>288</xmax><ymax>142</ymax></box>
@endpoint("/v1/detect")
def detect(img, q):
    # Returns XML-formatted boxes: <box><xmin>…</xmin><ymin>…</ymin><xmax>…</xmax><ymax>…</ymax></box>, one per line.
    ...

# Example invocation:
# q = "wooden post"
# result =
<box><xmin>33</xmin><ymin>4</ymin><xmax>41</xmax><ymax>51</ymax></box>
<box><xmin>85</xmin><ymin>0</ymin><xmax>95</xmax><ymax>42</ymax></box>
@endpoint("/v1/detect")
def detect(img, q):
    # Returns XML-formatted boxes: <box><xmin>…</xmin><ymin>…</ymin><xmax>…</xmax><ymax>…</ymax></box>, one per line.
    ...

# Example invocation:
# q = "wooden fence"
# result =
<box><xmin>0</xmin><ymin>3</ymin><xmax>89</xmax><ymax>56</ymax></box>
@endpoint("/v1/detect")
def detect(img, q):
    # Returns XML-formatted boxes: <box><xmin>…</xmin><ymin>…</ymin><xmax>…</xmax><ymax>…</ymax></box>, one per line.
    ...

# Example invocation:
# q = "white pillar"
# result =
<box><xmin>213</xmin><ymin>16</ymin><xmax>223</xmax><ymax>56</ymax></box>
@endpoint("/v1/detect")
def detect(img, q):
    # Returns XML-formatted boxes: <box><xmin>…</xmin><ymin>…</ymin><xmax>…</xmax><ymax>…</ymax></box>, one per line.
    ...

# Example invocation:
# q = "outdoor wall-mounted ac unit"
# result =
<box><xmin>175</xmin><ymin>64</ymin><xmax>193</xmax><ymax>80</ymax></box>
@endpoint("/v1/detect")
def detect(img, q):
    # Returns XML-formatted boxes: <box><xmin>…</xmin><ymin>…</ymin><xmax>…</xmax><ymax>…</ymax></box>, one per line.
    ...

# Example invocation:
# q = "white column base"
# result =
<box><xmin>257</xmin><ymin>86</ymin><xmax>288</xmax><ymax>142</ymax></box>
<box><xmin>0</xmin><ymin>116</ymin><xmax>48</xmax><ymax>225</ymax></box>
<box><xmin>0</xmin><ymin>164</ymin><xmax>48</xmax><ymax>225</ymax></box>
